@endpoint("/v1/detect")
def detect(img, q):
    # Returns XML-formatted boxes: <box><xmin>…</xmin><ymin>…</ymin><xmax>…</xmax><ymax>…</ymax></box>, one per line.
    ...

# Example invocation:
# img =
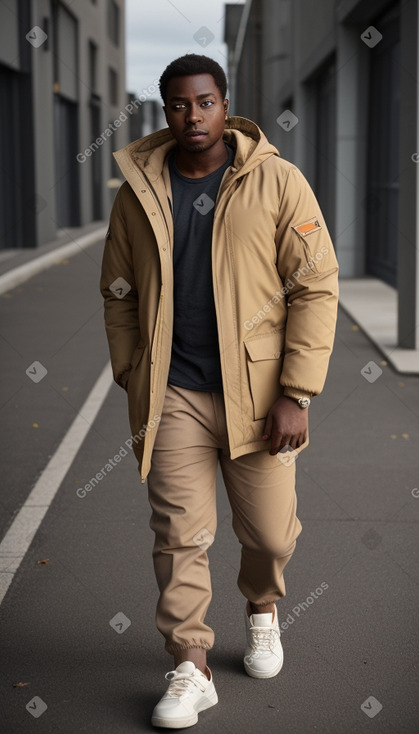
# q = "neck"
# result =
<box><xmin>174</xmin><ymin>140</ymin><xmax>228</xmax><ymax>178</ymax></box>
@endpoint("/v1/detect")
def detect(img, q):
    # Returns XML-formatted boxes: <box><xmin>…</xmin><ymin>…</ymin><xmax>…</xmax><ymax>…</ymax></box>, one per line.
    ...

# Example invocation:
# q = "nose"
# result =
<box><xmin>185</xmin><ymin>103</ymin><xmax>203</xmax><ymax>124</ymax></box>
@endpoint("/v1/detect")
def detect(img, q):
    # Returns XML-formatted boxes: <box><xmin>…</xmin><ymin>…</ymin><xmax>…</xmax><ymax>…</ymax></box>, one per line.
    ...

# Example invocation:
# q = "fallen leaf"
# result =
<box><xmin>32</xmin><ymin>423</ymin><xmax>39</xmax><ymax>428</ymax></box>
<box><xmin>61</xmin><ymin>386</ymin><xmax>69</xmax><ymax>392</ymax></box>
<box><xmin>351</xmin><ymin>325</ymin><xmax>359</xmax><ymax>331</ymax></box>
<box><xmin>402</xmin><ymin>433</ymin><xmax>409</xmax><ymax>440</ymax></box>
<box><xmin>13</xmin><ymin>682</ymin><xmax>30</xmax><ymax>687</ymax></box>
<box><xmin>36</xmin><ymin>558</ymin><xmax>50</xmax><ymax>565</ymax></box>
<box><xmin>390</xmin><ymin>434</ymin><xmax>397</xmax><ymax>439</ymax></box>
<box><xmin>397</xmin><ymin>381</ymin><xmax>404</xmax><ymax>387</ymax></box>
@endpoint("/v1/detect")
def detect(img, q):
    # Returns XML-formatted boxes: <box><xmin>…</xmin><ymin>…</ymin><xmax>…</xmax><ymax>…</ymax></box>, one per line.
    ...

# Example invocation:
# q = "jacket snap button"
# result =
<box><xmin>151</xmin><ymin>212</ymin><xmax>156</xmax><ymax>215</ymax></box>
<box><xmin>141</xmin><ymin>189</ymin><xmax>146</xmax><ymax>193</ymax></box>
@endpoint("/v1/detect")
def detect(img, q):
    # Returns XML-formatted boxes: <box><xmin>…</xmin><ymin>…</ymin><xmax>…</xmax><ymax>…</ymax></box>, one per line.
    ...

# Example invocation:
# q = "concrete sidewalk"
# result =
<box><xmin>339</xmin><ymin>278</ymin><xmax>419</xmax><ymax>374</ymax></box>
<box><xmin>0</xmin><ymin>222</ymin><xmax>107</xmax><ymax>295</ymax></box>
<box><xmin>0</xmin><ymin>221</ymin><xmax>108</xmax><ymax>277</ymax></box>
<box><xmin>0</xmin><ymin>240</ymin><xmax>418</xmax><ymax>732</ymax></box>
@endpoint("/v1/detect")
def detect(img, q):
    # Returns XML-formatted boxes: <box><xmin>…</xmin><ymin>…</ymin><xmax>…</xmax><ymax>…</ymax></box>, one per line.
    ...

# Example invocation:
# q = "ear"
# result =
<box><xmin>224</xmin><ymin>99</ymin><xmax>229</xmax><ymax>119</ymax></box>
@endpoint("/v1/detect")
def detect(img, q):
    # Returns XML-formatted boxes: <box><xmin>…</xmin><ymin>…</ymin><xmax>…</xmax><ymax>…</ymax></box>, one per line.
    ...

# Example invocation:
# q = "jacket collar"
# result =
<box><xmin>113</xmin><ymin>115</ymin><xmax>280</xmax><ymax>185</ymax></box>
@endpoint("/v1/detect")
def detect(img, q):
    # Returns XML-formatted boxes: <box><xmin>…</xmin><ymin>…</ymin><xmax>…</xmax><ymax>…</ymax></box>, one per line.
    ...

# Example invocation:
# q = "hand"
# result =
<box><xmin>263</xmin><ymin>395</ymin><xmax>308</xmax><ymax>456</ymax></box>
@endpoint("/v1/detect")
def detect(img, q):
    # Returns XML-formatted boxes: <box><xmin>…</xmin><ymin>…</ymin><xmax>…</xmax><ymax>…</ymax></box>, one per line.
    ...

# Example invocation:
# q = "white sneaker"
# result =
<box><xmin>151</xmin><ymin>661</ymin><xmax>218</xmax><ymax>729</ymax></box>
<box><xmin>244</xmin><ymin>605</ymin><xmax>284</xmax><ymax>678</ymax></box>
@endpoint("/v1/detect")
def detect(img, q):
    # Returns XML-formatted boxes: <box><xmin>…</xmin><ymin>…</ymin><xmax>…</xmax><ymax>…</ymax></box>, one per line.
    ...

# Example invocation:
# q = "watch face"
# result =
<box><xmin>298</xmin><ymin>397</ymin><xmax>310</xmax><ymax>409</ymax></box>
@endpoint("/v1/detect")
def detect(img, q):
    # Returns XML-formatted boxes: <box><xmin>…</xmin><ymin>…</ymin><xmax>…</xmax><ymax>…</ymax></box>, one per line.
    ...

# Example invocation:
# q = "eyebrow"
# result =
<box><xmin>169</xmin><ymin>92</ymin><xmax>217</xmax><ymax>102</ymax></box>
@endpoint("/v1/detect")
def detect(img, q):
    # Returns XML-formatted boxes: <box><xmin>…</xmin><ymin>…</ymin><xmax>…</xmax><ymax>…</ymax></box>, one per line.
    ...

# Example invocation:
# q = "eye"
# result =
<box><xmin>201</xmin><ymin>100</ymin><xmax>213</xmax><ymax>107</ymax></box>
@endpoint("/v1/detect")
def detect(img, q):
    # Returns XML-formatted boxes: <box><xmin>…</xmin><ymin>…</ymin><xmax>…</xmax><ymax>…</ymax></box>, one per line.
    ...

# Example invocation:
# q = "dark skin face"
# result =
<box><xmin>163</xmin><ymin>73</ymin><xmax>229</xmax><ymax>177</ymax></box>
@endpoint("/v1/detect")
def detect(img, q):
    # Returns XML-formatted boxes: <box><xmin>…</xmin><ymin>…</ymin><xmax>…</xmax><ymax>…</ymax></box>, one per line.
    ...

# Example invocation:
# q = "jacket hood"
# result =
<box><xmin>113</xmin><ymin>116</ymin><xmax>280</xmax><ymax>184</ymax></box>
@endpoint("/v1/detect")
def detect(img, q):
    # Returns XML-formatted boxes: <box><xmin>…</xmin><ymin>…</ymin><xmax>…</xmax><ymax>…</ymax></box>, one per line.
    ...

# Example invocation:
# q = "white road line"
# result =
<box><xmin>0</xmin><ymin>361</ymin><xmax>114</xmax><ymax>605</ymax></box>
<box><xmin>0</xmin><ymin>226</ymin><xmax>107</xmax><ymax>295</ymax></box>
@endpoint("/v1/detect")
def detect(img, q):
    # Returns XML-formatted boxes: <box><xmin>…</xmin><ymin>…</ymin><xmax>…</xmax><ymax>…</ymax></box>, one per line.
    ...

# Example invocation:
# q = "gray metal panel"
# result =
<box><xmin>57</xmin><ymin>4</ymin><xmax>78</xmax><ymax>101</ymax></box>
<box><xmin>0</xmin><ymin>0</ymin><xmax>19</xmax><ymax>70</ymax></box>
<box><xmin>397</xmin><ymin>0</ymin><xmax>419</xmax><ymax>349</ymax></box>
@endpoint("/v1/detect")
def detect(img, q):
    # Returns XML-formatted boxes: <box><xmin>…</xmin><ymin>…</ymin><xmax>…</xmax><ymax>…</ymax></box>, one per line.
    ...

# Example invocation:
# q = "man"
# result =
<box><xmin>100</xmin><ymin>54</ymin><xmax>339</xmax><ymax>729</ymax></box>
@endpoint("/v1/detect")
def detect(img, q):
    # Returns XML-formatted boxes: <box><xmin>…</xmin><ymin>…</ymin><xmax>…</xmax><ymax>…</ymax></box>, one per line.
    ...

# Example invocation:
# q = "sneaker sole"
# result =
<box><xmin>151</xmin><ymin>690</ymin><xmax>218</xmax><ymax>728</ymax></box>
<box><xmin>244</xmin><ymin>658</ymin><xmax>284</xmax><ymax>679</ymax></box>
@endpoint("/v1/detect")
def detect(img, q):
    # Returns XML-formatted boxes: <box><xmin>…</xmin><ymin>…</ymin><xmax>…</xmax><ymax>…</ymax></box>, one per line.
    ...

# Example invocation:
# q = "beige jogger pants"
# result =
<box><xmin>147</xmin><ymin>384</ymin><xmax>302</xmax><ymax>655</ymax></box>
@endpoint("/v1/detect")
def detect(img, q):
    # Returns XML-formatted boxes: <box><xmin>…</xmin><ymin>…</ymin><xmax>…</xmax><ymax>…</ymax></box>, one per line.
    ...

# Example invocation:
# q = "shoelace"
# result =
<box><xmin>164</xmin><ymin>670</ymin><xmax>207</xmax><ymax>698</ymax></box>
<box><xmin>249</xmin><ymin>625</ymin><xmax>281</xmax><ymax>652</ymax></box>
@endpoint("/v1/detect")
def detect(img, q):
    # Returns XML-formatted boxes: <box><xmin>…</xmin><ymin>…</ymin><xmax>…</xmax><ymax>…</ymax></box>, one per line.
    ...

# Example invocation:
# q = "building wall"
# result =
<box><xmin>0</xmin><ymin>0</ymin><xmax>37</xmax><ymax>249</ymax></box>
<box><xmin>0</xmin><ymin>0</ymin><xmax>128</xmax><ymax>249</ymax></box>
<box><xmin>226</xmin><ymin>0</ymin><xmax>419</xmax><ymax>349</ymax></box>
<box><xmin>126</xmin><ymin>96</ymin><xmax>167</xmax><ymax>146</ymax></box>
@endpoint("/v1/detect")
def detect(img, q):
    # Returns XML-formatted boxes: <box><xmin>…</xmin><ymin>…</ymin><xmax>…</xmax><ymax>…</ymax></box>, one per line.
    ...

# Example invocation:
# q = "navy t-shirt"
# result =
<box><xmin>167</xmin><ymin>144</ymin><xmax>235</xmax><ymax>392</ymax></box>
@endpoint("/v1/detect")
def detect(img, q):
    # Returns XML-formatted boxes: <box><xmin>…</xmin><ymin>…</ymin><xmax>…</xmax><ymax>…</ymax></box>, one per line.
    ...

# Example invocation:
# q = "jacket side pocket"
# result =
<box><xmin>126</xmin><ymin>343</ymin><xmax>146</xmax><ymax>390</ymax></box>
<box><xmin>244</xmin><ymin>330</ymin><xmax>285</xmax><ymax>421</ymax></box>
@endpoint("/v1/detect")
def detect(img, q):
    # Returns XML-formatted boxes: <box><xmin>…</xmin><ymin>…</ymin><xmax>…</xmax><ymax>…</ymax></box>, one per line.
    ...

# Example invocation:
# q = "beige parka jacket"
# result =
<box><xmin>100</xmin><ymin>116</ymin><xmax>339</xmax><ymax>482</ymax></box>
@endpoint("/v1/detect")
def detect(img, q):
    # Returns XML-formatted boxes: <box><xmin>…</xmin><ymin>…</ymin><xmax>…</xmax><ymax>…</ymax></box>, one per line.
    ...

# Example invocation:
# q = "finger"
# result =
<box><xmin>277</xmin><ymin>435</ymin><xmax>298</xmax><ymax>455</ymax></box>
<box><xmin>281</xmin><ymin>434</ymin><xmax>295</xmax><ymax>451</ymax></box>
<box><xmin>289</xmin><ymin>435</ymin><xmax>299</xmax><ymax>450</ymax></box>
<box><xmin>262</xmin><ymin>412</ymin><xmax>273</xmax><ymax>440</ymax></box>
<box><xmin>296</xmin><ymin>429</ymin><xmax>307</xmax><ymax>447</ymax></box>
<box><xmin>270</xmin><ymin>430</ymin><xmax>285</xmax><ymax>455</ymax></box>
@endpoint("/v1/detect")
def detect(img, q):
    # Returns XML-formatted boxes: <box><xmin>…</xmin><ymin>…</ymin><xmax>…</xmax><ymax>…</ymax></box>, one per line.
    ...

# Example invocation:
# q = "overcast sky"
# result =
<box><xmin>125</xmin><ymin>0</ymin><xmax>245</xmax><ymax>101</ymax></box>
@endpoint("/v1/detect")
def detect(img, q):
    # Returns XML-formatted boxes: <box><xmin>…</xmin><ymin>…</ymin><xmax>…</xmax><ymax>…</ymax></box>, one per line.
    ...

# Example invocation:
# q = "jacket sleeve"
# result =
<box><xmin>100</xmin><ymin>184</ymin><xmax>141</xmax><ymax>391</ymax></box>
<box><xmin>275</xmin><ymin>165</ymin><xmax>339</xmax><ymax>398</ymax></box>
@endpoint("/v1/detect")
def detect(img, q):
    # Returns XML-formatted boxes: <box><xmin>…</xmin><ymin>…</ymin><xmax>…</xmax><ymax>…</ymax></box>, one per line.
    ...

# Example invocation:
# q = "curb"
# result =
<box><xmin>0</xmin><ymin>226</ymin><xmax>107</xmax><ymax>296</ymax></box>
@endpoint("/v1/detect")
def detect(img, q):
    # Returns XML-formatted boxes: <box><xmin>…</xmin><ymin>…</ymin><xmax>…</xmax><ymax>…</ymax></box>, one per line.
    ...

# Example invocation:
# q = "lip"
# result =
<box><xmin>184</xmin><ymin>130</ymin><xmax>208</xmax><ymax>138</ymax></box>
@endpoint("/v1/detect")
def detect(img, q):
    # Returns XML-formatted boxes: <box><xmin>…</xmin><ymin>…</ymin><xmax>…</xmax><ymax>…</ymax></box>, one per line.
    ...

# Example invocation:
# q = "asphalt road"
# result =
<box><xmin>0</xmin><ymin>235</ymin><xmax>418</xmax><ymax>733</ymax></box>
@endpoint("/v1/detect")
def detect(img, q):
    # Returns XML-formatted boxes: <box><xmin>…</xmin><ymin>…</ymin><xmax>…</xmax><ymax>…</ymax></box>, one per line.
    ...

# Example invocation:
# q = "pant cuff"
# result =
<box><xmin>165</xmin><ymin>640</ymin><xmax>213</xmax><ymax>655</ymax></box>
<box><xmin>248</xmin><ymin>598</ymin><xmax>279</xmax><ymax>606</ymax></box>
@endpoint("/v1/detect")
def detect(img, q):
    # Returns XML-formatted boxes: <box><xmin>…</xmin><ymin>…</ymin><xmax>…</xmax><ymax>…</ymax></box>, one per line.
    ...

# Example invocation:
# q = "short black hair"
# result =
<box><xmin>159</xmin><ymin>54</ymin><xmax>227</xmax><ymax>105</ymax></box>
